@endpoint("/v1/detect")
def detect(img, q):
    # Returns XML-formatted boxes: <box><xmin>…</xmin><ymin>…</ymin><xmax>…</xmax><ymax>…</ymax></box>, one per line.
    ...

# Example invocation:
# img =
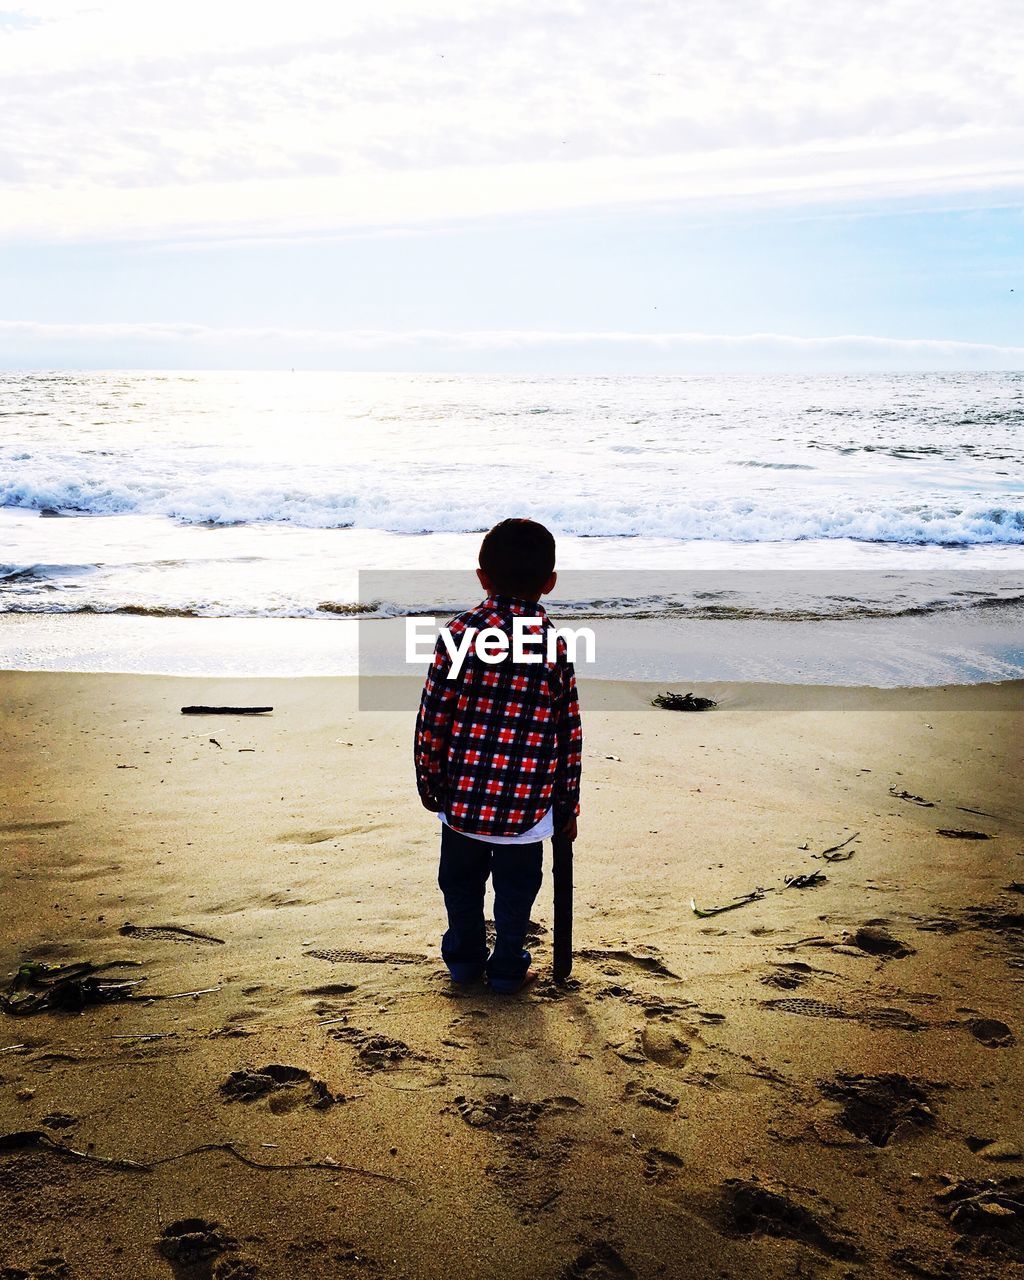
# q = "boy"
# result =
<box><xmin>414</xmin><ymin>518</ymin><xmax>583</xmax><ymax>993</ymax></box>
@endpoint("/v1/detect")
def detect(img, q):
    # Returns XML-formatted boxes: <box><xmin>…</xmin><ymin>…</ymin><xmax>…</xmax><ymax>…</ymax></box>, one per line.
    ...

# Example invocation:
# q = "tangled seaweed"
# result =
<box><xmin>651</xmin><ymin>691</ymin><xmax>718</xmax><ymax>712</ymax></box>
<box><xmin>1</xmin><ymin>961</ymin><xmax>144</xmax><ymax>1016</ymax></box>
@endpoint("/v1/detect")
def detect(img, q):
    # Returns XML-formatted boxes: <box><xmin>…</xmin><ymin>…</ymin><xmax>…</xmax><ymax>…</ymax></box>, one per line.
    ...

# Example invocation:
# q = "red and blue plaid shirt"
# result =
<box><xmin>414</xmin><ymin>594</ymin><xmax>583</xmax><ymax>839</ymax></box>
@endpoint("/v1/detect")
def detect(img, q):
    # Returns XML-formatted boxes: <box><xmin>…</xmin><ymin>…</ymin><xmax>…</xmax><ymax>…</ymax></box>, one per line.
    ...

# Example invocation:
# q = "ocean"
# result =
<box><xmin>1</xmin><ymin>369</ymin><xmax>1022</xmax><ymax>683</ymax></box>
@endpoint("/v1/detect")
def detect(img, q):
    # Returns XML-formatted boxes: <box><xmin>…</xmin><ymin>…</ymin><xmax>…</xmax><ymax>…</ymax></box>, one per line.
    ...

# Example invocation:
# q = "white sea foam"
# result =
<box><xmin>2</xmin><ymin>470</ymin><xmax>1023</xmax><ymax>543</ymax></box>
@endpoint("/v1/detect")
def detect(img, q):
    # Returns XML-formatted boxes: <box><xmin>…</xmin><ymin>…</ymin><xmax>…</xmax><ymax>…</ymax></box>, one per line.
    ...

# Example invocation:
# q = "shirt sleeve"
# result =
<box><xmin>414</xmin><ymin>626</ymin><xmax>459</xmax><ymax>810</ymax></box>
<box><xmin>553</xmin><ymin>640</ymin><xmax>583</xmax><ymax>825</ymax></box>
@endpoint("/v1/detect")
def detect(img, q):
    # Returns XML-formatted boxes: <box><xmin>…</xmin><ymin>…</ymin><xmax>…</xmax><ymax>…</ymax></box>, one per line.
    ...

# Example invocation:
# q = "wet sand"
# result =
<box><xmin>1</xmin><ymin>671</ymin><xmax>1022</xmax><ymax>1279</ymax></box>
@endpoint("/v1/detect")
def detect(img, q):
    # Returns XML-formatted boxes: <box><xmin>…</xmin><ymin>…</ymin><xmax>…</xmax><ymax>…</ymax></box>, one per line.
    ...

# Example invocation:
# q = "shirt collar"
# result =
<box><xmin>483</xmin><ymin>593</ymin><xmax>547</xmax><ymax>617</ymax></box>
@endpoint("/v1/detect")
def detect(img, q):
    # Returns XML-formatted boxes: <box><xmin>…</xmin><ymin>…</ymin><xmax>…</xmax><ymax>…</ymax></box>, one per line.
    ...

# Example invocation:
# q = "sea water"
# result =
<box><xmin>1</xmin><ymin>370</ymin><xmax>1022</xmax><ymax>682</ymax></box>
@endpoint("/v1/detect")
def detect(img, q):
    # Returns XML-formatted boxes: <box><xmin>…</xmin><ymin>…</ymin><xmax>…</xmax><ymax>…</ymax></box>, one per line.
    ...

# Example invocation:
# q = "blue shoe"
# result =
<box><xmin>488</xmin><ymin>967</ymin><xmax>539</xmax><ymax>995</ymax></box>
<box><xmin>446</xmin><ymin>960</ymin><xmax>485</xmax><ymax>985</ymax></box>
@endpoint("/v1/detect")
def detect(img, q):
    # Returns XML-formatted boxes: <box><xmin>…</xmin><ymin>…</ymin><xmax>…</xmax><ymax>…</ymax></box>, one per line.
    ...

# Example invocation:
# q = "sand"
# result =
<box><xmin>1</xmin><ymin>670</ymin><xmax>1022</xmax><ymax>1279</ymax></box>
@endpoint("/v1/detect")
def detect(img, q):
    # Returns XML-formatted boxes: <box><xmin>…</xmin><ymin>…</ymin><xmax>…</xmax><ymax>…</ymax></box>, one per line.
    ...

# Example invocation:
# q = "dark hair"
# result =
<box><xmin>478</xmin><ymin>518</ymin><xmax>556</xmax><ymax>598</ymax></box>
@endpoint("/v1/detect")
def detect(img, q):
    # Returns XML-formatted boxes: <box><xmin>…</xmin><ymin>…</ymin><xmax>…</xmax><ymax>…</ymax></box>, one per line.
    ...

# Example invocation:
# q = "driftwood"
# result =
<box><xmin>181</xmin><ymin>706</ymin><xmax>273</xmax><ymax>715</ymax></box>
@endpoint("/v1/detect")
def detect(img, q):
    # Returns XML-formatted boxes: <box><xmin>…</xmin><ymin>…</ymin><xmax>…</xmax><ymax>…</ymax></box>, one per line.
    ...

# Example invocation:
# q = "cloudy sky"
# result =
<box><xmin>1</xmin><ymin>0</ymin><xmax>1022</xmax><ymax>370</ymax></box>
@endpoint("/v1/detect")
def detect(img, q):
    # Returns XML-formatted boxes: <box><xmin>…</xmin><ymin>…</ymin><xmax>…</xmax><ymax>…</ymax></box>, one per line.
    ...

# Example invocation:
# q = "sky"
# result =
<box><xmin>0</xmin><ymin>0</ymin><xmax>1022</xmax><ymax>371</ymax></box>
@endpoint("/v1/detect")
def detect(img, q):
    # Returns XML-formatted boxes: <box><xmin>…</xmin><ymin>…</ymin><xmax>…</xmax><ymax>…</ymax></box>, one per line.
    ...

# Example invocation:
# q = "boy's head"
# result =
<box><xmin>477</xmin><ymin>518</ymin><xmax>556</xmax><ymax>601</ymax></box>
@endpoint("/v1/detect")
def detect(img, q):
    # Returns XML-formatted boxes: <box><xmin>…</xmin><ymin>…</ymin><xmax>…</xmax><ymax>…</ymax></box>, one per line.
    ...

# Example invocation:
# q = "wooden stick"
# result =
<box><xmin>180</xmin><ymin>706</ymin><xmax>273</xmax><ymax>715</ymax></box>
<box><xmin>149</xmin><ymin>986</ymin><xmax>221</xmax><ymax>1001</ymax></box>
<box><xmin>552</xmin><ymin>833</ymin><xmax>574</xmax><ymax>982</ymax></box>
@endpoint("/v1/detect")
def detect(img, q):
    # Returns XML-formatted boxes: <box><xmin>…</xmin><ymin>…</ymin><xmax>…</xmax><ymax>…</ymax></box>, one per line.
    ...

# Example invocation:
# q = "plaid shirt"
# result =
<box><xmin>414</xmin><ymin>594</ymin><xmax>583</xmax><ymax>839</ymax></box>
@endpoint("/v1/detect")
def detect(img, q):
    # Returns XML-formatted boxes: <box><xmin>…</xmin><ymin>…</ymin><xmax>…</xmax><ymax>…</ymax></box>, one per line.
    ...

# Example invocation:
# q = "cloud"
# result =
<box><xmin>1</xmin><ymin>319</ymin><xmax>1021</xmax><ymax>371</ymax></box>
<box><xmin>0</xmin><ymin>1</ymin><xmax>1021</xmax><ymax>242</ymax></box>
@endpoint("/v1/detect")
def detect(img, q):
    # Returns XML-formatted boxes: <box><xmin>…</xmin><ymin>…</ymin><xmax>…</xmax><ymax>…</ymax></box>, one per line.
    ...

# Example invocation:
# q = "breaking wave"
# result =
<box><xmin>2</xmin><ymin>476</ymin><xmax>1023</xmax><ymax>545</ymax></box>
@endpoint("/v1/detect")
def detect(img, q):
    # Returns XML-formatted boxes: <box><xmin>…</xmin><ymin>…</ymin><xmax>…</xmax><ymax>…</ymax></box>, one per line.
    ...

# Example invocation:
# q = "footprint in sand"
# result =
<box><xmin>762</xmin><ymin>995</ymin><xmax>926</xmax><ymax>1032</ymax></box>
<box><xmin>717</xmin><ymin>1178</ymin><xmax>862</xmax><ymax>1261</ymax></box>
<box><xmin>624</xmin><ymin>1082</ymin><xmax>679</xmax><ymax>1112</ymax></box>
<box><xmin>0</xmin><ymin>820</ymin><xmax>72</xmax><ymax>834</ymax></box>
<box><xmin>120</xmin><ymin>921</ymin><xmax>224</xmax><ymax>945</ymax></box>
<box><xmin>155</xmin><ymin>1219</ymin><xmax>257</xmax><ymax>1278</ymax></box>
<box><xmin>638</xmin><ymin>1021</ymin><xmax>696</xmax><ymax>1069</ymax></box>
<box><xmin>559</xmin><ymin>1240</ymin><xmax>636</xmax><ymax>1279</ymax></box>
<box><xmin>922</xmin><ymin>901</ymin><xmax>1024</xmax><ymax>946</ymax></box>
<box><xmin>762</xmin><ymin>996</ymin><xmax>848</xmax><ymax>1020</ymax></box>
<box><xmin>277</xmin><ymin>822</ymin><xmax>386</xmax><ymax>844</ymax></box>
<box><xmin>641</xmin><ymin>1147</ymin><xmax>685</xmax><ymax>1183</ymax></box>
<box><xmin>817</xmin><ymin>1072</ymin><xmax>939</xmax><ymax>1146</ymax></box>
<box><xmin>965</xmin><ymin>1017</ymin><xmax>1016</xmax><ymax>1048</ymax></box>
<box><xmin>0</xmin><ymin>1255</ymin><xmax>72</xmax><ymax>1280</ymax></box>
<box><xmin>578</xmin><ymin>947</ymin><xmax>678</xmax><ymax>979</ymax></box>
<box><xmin>220</xmin><ymin>1063</ymin><xmax>339</xmax><ymax>1110</ymax></box>
<box><xmin>843</xmin><ymin>923</ymin><xmax>915</xmax><ymax>958</ymax></box>
<box><xmin>760</xmin><ymin>962</ymin><xmax>816</xmax><ymax>990</ymax></box>
<box><xmin>328</xmin><ymin>1026</ymin><xmax>423</xmax><ymax>1072</ymax></box>
<box><xmin>451</xmin><ymin>1093</ymin><xmax>581</xmax><ymax>1222</ymax></box>
<box><xmin>454</xmin><ymin>1093</ymin><xmax>582</xmax><ymax>1129</ymax></box>
<box><xmin>39</xmin><ymin>1112</ymin><xmax>77</xmax><ymax>1132</ymax></box>
<box><xmin>306</xmin><ymin>947</ymin><xmax>427</xmax><ymax>966</ymax></box>
<box><xmin>275</xmin><ymin>828</ymin><xmax>343</xmax><ymax>845</ymax></box>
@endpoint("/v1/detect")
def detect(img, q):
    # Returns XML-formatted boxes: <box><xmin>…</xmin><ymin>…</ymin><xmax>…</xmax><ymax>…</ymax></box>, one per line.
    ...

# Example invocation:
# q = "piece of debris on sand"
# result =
<box><xmin>784</xmin><ymin>870</ymin><xmax>827</xmax><ymax>890</ymax></box>
<box><xmin>889</xmin><ymin>786</ymin><xmax>934</xmax><ymax>807</ymax></box>
<box><xmin>935</xmin><ymin>1175</ymin><xmax>1024</xmax><ymax>1262</ymax></box>
<box><xmin>652</xmin><ymin>691</ymin><xmax>717</xmax><ymax>712</ymax></box>
<box><xmin>1</xmin><ymin>960</ymin><xmax>144</xmax><ymax>1016</ymax></box>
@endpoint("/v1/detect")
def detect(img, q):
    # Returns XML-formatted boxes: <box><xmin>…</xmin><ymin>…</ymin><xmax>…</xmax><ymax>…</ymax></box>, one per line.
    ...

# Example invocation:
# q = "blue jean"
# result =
<box><xmin>437</xmin><ymin>823</ymin><xmax>544</xmax><ymax>991</ymax></box>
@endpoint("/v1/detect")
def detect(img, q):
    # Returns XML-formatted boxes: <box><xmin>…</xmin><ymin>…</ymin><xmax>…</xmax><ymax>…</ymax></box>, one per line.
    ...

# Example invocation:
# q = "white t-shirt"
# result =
<box><xmin>439</xmin><ymin>808</ymin><xmax>554</xmax><ymax>846</ymax></box>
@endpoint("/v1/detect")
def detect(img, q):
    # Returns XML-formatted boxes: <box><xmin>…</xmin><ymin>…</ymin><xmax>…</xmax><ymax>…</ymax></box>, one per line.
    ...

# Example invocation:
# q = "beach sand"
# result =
<box><xmin>1</xmin><ymin>671</ymin><xmax>1022</xmax><ymax>1279</ymax></box>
